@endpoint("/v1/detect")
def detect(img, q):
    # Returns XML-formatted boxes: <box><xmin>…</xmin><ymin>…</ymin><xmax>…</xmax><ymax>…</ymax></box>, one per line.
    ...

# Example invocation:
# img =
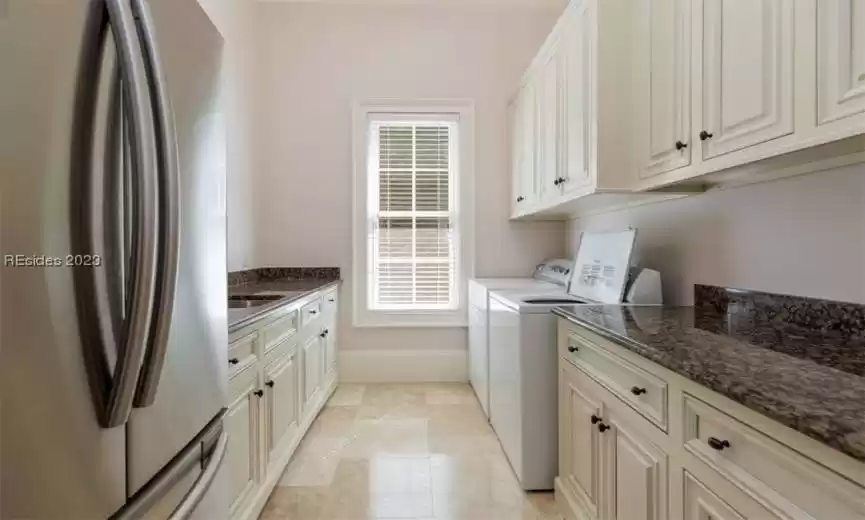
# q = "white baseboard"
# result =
<box><xmin>338</xmin><ymin>349</ymin><xmax>468</xmax><ymax>383</ymax></box>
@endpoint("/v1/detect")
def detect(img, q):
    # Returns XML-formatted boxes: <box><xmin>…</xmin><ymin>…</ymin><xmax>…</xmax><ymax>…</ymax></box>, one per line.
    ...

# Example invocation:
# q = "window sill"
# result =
<box><xmin>353</xmin><ymin>308</ymin><xmax>467</xmax><ymax>328</ymax></box>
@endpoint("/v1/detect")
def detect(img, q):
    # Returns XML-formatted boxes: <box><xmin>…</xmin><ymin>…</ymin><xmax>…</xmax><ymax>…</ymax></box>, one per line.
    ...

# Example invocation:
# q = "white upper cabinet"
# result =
<box><xmin>699</xmin><ymin>0</ymin><xmax>794</xmax><ymax>160</ymax></box>
<box><xmin>817</xmin><ymin>0</ymin><xmax>865</xmax><ymax>126</ymax></box>
<box><xmin>511</xmin><ymin>0</ymin><xmax>865</xmax><ymax>218</ymax></box>
<box><xmin>537</xmin><ymin>44</ymin><xmax>563</xmax><ymax>201</ymax></box>
<box><xmin>561</xmin><ymin>0</ymin><xmax>593</xmax><ymax>194</ymax></box>
<box><xmin>635</xmin><ymin>0</ymin><xmax>692</xmax><ymax>179</ymax></box>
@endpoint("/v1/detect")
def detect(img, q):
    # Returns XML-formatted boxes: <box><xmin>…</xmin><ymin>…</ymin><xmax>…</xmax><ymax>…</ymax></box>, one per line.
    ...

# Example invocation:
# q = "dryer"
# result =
<box><xmin>467</xmin><ymin>259</ymin><xmax>573</xmax><ymax>419</ymax></box>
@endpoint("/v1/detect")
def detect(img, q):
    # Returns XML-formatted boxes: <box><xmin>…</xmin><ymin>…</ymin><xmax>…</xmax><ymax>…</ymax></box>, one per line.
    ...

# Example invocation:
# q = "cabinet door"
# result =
<box><xmin>302</xmin><ymin>335</ymin><xmax>322</xmax><ymax>408</ymax></box>
<box><xmin>817</xmin><ymin>0</ymin><xmax>865</xmax><ymax>125</ymax></box>
<box><xmin>561</xmin><ymin>0</ymin><xmax>593</xmax><ymax>193</ymax></box>
<box><xmin>537</xmin><ymin>45</ymin><xmax>562</xmax><ymax>201</ymax></box>
<box><xmin>509</xmin><ymin>97</ymin><xmax>522</xmax><ymax>213</ymax></box>
<box><xmin>701</xmin><ymin>0</ymin><xmax>794</xmax><ymax>159</ymax></box>
<box><xmin>518</xmin><ymin>84</ymin><xmax>538</xmax><ymax>206</ymax></box>
<box><xmin>605</xmin><ymin>409</ymin><xmax>668</xmax><ymax>520</ymax></box>
<box><xmin>226</xmin><ymin>376</ymin><xmax>259</xmax><ymax>516</ymax></box>
<box><xmin>636</xmin><ymin>0</ymin><xmax>691</xmax><ymax>178</ymax></box>
<box><xmin>324</xmin><ymin>319</ymin><xmax>337</xmax><ymax>380</ymax></box>
<box><xmin>265</xmin><ymin>351</ymin><xmax>299</xmax><ymax>467</ymax></box>
<box><xmin>559</xmin><ymin>361</ymin><xmax>603</xmax><ymax>518</ymax></box>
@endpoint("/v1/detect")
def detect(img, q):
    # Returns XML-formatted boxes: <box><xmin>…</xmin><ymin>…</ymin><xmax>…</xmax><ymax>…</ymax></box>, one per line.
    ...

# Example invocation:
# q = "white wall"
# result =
<box><xmin>567</xmin><ymin>165</ymin><xmax>865</xmax><ymax>305</ymax></box>
<box><xmin>196</xmin><ymin>0</ymin><xmax>258</xmax><ymax>271</ymax></box>
<box><xmin>253</xmin><ymin>2</ymin><xmax>566</xmax><ymax>352</ymax></box>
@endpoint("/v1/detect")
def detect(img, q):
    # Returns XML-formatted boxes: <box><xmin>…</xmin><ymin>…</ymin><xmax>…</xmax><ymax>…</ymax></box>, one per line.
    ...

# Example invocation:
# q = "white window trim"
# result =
<box><xmin>352</xmin><ymin>99</ymin><xmax>475</xmax><ymax>328</ymax></box>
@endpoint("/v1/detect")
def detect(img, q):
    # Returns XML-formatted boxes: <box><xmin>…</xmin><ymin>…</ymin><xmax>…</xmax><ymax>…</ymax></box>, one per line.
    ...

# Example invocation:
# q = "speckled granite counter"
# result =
<box><xmin>552</xmin><ymin>285</ymin><xmax>865</xmax><ymax>462</ymax></box>
<box><xmin>228</xmin><ymin>267</ymin><xmax>340</xmax><ymax>333</ymax></box>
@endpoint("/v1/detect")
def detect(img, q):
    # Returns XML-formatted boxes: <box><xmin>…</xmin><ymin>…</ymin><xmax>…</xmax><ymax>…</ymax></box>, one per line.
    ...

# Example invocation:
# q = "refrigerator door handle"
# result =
<box><xmin>168</xmin><ymin>431</ymin><xmax>228</xmax><ymax>520</ymax></box>
<box><xmin>101</xmin><ymin>0</ymin><xmax>160</xmax><ymax>427</ymax></box>
<box><xmin>130</xmin><ymin>0</ymin><xmax>182</xmax><ymax>408</ymax></box>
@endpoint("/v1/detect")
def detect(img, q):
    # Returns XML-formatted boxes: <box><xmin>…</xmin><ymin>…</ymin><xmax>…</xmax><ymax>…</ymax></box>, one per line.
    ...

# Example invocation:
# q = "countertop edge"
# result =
<box><xmin>228</xmin><ymin>279</ymin><xmax>341</xmax><ymax>334</ymax></box>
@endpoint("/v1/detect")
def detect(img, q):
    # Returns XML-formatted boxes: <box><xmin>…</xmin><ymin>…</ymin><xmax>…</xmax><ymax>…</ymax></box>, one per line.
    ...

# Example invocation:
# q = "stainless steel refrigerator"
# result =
<box><xmin>1</xmin><ymin>0</ymin><xmax>230</xmax><ymax>518</ymax></box>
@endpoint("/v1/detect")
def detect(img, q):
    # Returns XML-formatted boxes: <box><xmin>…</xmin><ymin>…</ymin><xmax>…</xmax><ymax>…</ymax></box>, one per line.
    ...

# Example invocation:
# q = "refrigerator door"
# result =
<box><xmin>125</xmin><ymin>0</ymin><xmax>229</xmax><ymax>494</ymax></box>
<box><xmin>0</xmin><ymin>1</ymin><xmax>129</xmax><ymax>518</ymax></box>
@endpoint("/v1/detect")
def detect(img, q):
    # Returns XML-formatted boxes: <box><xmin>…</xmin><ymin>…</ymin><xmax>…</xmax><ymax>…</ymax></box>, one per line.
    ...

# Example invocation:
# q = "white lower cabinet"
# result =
<box><xmin>226</xmin><ymin>367</ymin><xmax>260</xmax><ymax>517</ymax></box>
<box><xmin>302</xmin><ymin>333</ymin><xmax>323</xmax><ymax>408</ymax></box>
<box><xmin>228</xmin><ymin>286</ymin><xmax>339</xmax><ymax>520</ymax></box>
<box><xmin>264</xmin><ymin>348</ymin><xmax>299</xmax><ymax>473</ymax></box>
<box><xmin>557</xmin><ymin>319</ymin><xmax>865</xmax><ymax>520</ymax></box>
<box><xmin>606</xmin><ymin>408</ymin><xmax>668</xmax><ymax>520</ymax></box>
<box><xmin>558</xmin><ymin>359</ymin><xmax>667</xmax><ymax>520</ymax></box>
<box><xmin>559</xmin><ymin>360</ymin><xmax>603</xmax><ymax>518</ymax></box>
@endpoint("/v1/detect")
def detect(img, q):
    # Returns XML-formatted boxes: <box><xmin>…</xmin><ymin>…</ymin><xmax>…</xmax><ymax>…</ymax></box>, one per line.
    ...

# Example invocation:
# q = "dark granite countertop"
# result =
<box><xmin>552</xmin><ymin>304</ymin><xmax>865</xmax><ymax>462</ymax></box>
<box><xmin>228</xmin><ymin>267</ymin><xmax>340</xmax><ymax>333</ymax></box>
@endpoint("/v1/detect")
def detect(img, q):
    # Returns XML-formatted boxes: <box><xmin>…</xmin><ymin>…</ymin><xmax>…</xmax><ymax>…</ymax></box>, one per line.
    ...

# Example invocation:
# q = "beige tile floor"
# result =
<box><xmin>260</xmin><ymin>383</ymin><xmax>564</xmax><ymax>520</ymax></box>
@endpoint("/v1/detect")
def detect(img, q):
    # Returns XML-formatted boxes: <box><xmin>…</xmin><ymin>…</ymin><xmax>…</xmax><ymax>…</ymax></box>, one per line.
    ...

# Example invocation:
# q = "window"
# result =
<box><xmin>353</xmin><ymin>101</ymin><xmax>474</xmax><ymax>327</ymax></box>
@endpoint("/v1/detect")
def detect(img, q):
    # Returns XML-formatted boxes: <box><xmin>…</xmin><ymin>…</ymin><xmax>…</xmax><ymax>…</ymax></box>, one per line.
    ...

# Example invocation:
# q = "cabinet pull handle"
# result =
<box><xmin>630</xmin><ymin>386</ymin><xmax>647</xmax><ymax>396</ymax></box>
<box><xmin>253</xmin><ymin>390</ymin><xmax>264</xmax><ymax>398</ymax></box>
<box><xmin>567</xmin><ymin>345</ymin><xmax>578</xmax><ymax>353</ymax></box>
<box><xmin>598</xmin><ymin>423</ymin><xmax>610</xmax><ymax>433</ymax></box>
<box><xmin>591</xmin><ymin>414</ymin><xmax>601</xmax><ymax>424</ymax></box>
<box><xmin>675</xmin><ymin>140</ymin><xmax>687</xmax><ymax>150</ymax></box>
<box><xmin>328</xmin><ymin>298</ymin><xmax>335</xmax><ymax>302</ymax></box>
<box><xmin>707</xmin><ymin>437</ymin><xmax>730</xmax><ymax>451</ymax></box>
<box><xmin>265</xmin><ymin>381</ymin><xmax>274</xmax><ymax>388</ymax></box>
<box><xmin>699</xmin><ymin>130</ymin><xmax>713</xmax><ymax>141</ymax></box>
<box><xmin>228</xmin><ymin>358</ymin><xmax>239</xmax><ymax>365</ymax></box>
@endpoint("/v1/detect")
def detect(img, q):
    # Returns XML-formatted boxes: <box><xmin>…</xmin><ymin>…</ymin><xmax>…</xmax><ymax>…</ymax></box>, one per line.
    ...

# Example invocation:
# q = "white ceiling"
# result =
<box><xmin>255</xmin><ymin>0</ymin><xmax>568</xmax><ymax>10</ymax></box>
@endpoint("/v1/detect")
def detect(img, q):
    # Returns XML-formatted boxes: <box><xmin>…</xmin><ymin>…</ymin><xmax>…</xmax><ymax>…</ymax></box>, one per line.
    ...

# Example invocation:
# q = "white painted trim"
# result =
<box><xmin>352</xmin><ymin>99</ymin><xmax>476</xmax><ymax>328</ymax></box>
<box><xmin>338</xmin><ymin>349</ymin><xmax>469</xmax><ymax>383</ymax></box>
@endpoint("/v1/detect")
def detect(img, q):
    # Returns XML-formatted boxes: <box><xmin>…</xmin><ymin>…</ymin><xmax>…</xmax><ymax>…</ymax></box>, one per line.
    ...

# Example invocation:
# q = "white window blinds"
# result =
<box><xmin>368</xmin><ymin>119</ymin><xmax>459</xmax><ymax>311</ymax></box>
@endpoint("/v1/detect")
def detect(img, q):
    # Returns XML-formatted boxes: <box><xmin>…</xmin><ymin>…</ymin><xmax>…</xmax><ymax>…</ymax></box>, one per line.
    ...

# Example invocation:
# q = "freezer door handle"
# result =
<box><xmin>130</xmin><ymin>0</ymin><xmax>182</xmax><ymax>408</ymax></box>
<box><xmin>169</xmin><ymin>431</ymin><xmax>228</xmax><ymax>520</ymax></box>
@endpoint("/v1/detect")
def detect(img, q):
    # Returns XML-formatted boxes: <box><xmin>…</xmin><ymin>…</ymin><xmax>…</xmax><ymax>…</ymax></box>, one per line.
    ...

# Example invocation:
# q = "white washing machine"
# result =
<box><xmin>488</xmin><ymin>229</ymin><xmax>661</xmax><ymax>490</ymax></box>
<box><xmin>467</xmin><ymin>260</ymin><xmax>573</xmax><ymax>419</ymax></box>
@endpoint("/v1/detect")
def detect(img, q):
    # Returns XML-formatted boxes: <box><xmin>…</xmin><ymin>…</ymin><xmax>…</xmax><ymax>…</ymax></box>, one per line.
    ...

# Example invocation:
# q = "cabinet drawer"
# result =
<box><xmin>683</xmin><ymin>394</ymin><xmax>865</xmax><ymax>519</ymax></box>
<box><xmin>566</xmin><ymin>332</ymin><xmax>668</xmax><ymax>430</ymax></box>
<box><xmin>228</xmin><ymin>331</ymin><xmax>258</xmax><ymax>377</ymax></box>
<box><xmin>683</xmin><ymin>470</ymin><xmax>780</xmax><ymax>520</ymax></box>
<box><xmin>300</xmin><ymin>299</ymin><xmax>322</xmax><ymax>328</ymax></box>
<box><xmin>261</xmin><ymin>310</ymin><xmax>298</xmax><ymax>353</ymax></box>
<box><xmin>229</xmin><ymin>361</ymin><xmax>259</xmax><ymax>401</ymax></box>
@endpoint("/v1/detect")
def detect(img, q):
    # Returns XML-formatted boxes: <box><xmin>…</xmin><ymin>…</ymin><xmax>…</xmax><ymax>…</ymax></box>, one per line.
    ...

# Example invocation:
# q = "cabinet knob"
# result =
<box><xmin>707</xmin><ymin>437</ymin><xmax>730</xmax><ymax>451</ymax></box>
<box><xmin>553</xmin><ymin>178</ymin><xmax>560</xmax><ymax>186</ymax></box>
<box><xmin>630</xmin><ymin>386</ymin><xmax>647</xmax><ymax>396</ymax></box>
<box><xmin>309</xmin><ymin>309</ymin><xmax>317</xmax><ymax>315</ymax></box>
<box><xmin>567</xmin><ymin>345</ymin><xmax>578</xmax><ymax>353</ymax></box>
<box><xmin>591</xmin><ymin>414</ymin><xmax>601</xmax><ymax>424</ymax></box>
<box><xmin>598</xmin><ymin>423</ymin><xmax>610</xmax><ymax>433</ymax></box>
<box><xmin>516</xmin><ymin>196</ymin><xmax>525</xmax><ymax>202</ymax></box>
<box><xmin>675</xmin><ymin>140</ymin><xmax>687</xmax><ymax>150</ymax></box>
<box><xmin>699</xmin><ymin>130</ymin><xmax>713</xmax><ymax>141</ymax></box>
<box><xmin>265</xmin><ymin>380</ymin><xmax>274</xmax><ymax>388</ymax></box>
<box><xmin>559</xmin><ymin>177</ymin><xmax>567</xmax><ymax>184</ymax></box>
<box><xmin>229</xmin><ymin>358</ymin><xmax>239</xmax><ymax>365</ymax></box>
<box><xmin>319</xmin><ymin>331</ymin><xmax>327</xmax><ymax>338</ymax></box>
<box><xmin>253</xmin><ymin>390</ymin><xmax>264</xmax><ymax>398</ymax></box>
<box><xmin>328</xmin><ymin>298</ymin><xmax>335</xmax><ymax>302</ymax></box>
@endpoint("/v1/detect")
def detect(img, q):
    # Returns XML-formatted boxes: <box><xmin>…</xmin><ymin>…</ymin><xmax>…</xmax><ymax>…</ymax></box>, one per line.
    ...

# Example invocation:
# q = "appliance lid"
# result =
<box><xmin>532</xmin><ymin>258</ymin><xmax>574</xmax><ymax>287</ymax></box>
<box><xmin>568</xmin><ymin>229</ymin><xmax>637</xmax><ymax>304</ymax></box>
